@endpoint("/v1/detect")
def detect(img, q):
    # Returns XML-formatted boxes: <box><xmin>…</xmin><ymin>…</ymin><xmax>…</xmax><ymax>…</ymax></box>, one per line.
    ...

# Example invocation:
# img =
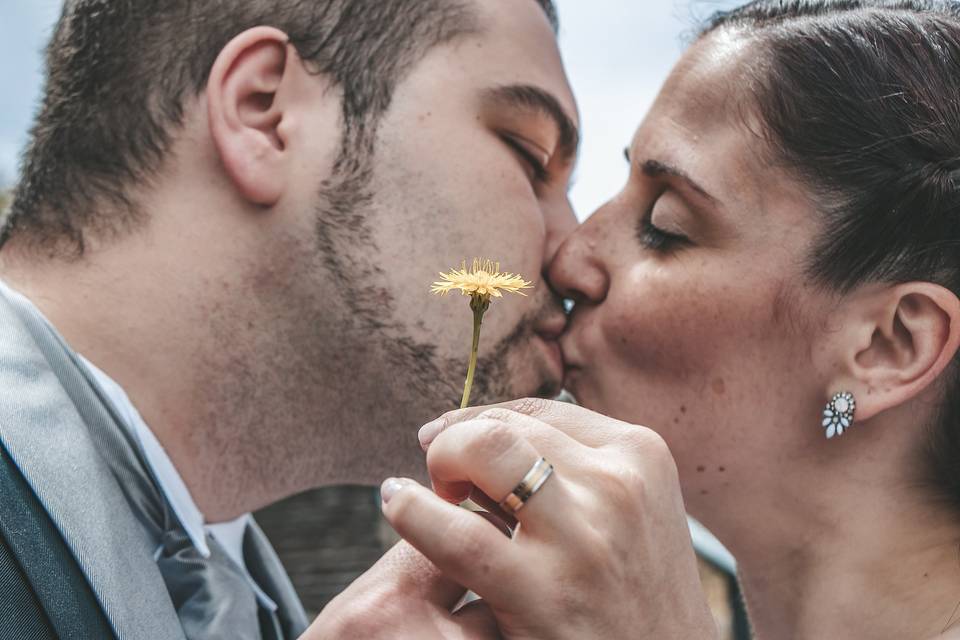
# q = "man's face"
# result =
<box><xmin>303</xmin><ymin>0</ymin><xmax>579</xmax><ymax>481</ymax></box>
<box><xmin>368</xmin><ymin>0</ymin><xmax>578</xmax><ymax>399</ymax></box>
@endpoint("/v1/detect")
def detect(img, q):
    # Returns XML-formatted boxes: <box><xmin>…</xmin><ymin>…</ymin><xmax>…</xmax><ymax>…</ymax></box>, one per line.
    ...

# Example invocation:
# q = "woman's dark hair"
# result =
<box><xmin>702</xmin><ymin>1</ymin><xmax>960</xmax><ymax>509</ymax></box>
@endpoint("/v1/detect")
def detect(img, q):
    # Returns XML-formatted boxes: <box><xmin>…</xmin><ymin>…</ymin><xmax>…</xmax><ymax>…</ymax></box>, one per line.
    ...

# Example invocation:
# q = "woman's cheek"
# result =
<box><xmin>599</xmin><ymin>267</ymin><xmax>785</xmax><ymax>410</ymax></box>
<box><xmin>600</xmin><ymin>272</ymin><xmax>730</xmax><ymax>379</ymax></box>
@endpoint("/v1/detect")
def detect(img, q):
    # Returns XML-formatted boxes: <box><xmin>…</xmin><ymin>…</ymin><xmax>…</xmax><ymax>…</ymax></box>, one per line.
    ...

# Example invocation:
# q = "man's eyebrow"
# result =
<box><xmin>483</xmin><ymin>84</ymin><xmax>580</xmax><ymax>159</ymax></box>
<box><xmin>631</xmin><ymin>153</ymin><xmax>718</xmax><ymax>205</ymax></box>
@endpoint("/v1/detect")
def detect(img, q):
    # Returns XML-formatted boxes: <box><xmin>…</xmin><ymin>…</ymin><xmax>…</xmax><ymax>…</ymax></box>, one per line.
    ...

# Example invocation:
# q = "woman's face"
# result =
<box><xmin>550</xmin><ymin>32</ymin><xmax>837</xmax><ymax>518</ymax></box>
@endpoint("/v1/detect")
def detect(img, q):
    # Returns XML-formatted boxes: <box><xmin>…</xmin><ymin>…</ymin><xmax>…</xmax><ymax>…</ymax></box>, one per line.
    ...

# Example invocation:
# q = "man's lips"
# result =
<box><xmin>533</xmin><ymin>313</ymin><xmax>567</xmax><ymax>341</ymax></box>
<box><xmin>533</xmin><ymin>314</ymin><xmax>568</xmax><ymax>383</ymax></box>
<box><xmin>536</xmin><ymin>335</ymin><xmax>565</xmax><ymax>382</ymax></box>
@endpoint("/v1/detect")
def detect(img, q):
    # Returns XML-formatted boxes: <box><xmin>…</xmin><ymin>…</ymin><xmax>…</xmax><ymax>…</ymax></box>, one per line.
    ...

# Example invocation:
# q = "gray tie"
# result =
<box><xmin>2</xmin><ymin>288</ymin><xmax>293</xmax><ymax>640</ymax></box>
<box><xmin>158</xmin><ymin>527</ymin><xmax>267</xmax><ymax>640</ymax></box>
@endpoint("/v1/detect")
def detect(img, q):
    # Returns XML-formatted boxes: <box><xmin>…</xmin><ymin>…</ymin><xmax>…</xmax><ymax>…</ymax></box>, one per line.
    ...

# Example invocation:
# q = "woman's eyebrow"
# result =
<box><xmin>625</xmin><ymin>149</ymin><xmax>719</xmax><ymax>206</ymax></box>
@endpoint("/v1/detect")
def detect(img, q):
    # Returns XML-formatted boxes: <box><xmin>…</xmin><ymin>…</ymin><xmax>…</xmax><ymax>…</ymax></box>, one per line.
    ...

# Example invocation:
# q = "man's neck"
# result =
<box><xmin>0</xmin><ymin>240</ymin><xmax>274</xmax><ymax>520</ymax></box>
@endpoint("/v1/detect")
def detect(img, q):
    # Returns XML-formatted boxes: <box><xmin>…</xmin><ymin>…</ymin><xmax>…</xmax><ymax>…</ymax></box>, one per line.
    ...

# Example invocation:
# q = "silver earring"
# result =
<box><xmin>822</xmin><ymin>391</ymin><xmax>856</xmax><ymax>439</ymax></box>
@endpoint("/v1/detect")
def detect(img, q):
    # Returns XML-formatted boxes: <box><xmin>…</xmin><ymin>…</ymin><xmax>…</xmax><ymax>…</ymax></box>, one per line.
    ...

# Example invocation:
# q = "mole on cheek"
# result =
<box><xmin>711</xmin><ymin>377</ymin><xmax>726</xmax><ymax>395</ymax></box>
<box><xmin>697</xmin><ymin>465</ymin><xmax>706</xmax><ymax>472</ymax></box>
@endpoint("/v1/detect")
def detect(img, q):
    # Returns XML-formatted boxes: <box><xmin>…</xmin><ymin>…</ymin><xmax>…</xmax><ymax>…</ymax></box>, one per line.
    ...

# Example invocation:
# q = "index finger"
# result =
<box><xmin>419</xmin><ymin>397</ymin><xmax>643</xmax><ymax>451</ymax></box>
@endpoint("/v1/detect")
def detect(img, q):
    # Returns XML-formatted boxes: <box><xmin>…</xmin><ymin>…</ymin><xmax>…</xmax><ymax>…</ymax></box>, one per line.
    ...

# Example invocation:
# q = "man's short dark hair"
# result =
<box><xmin>3</xmin><ymin>0</ymin><xmax>558</xmax><ymax>257</ymax></box>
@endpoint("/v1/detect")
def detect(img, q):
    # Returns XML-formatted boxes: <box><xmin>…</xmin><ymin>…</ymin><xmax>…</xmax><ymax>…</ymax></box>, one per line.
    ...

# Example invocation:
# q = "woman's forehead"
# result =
<box><xmin>654</xmin><ymin>32</ymin><xmax>760</xmax><ymax>139</ymax></box>
<box><xmin>634</xmin><ymin>64</ymin><xmax>757</xmax><ymax>191</ymax></box>
<box><xmin>630</xmin><ymin>34</ymin><xmax>816</xmax><ymax>234</ymax></box>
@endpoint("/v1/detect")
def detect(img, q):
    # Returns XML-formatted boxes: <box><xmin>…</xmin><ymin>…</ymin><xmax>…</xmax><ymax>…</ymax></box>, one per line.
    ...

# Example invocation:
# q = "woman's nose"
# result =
<box><xmin>547</xmin><ymin>219</ymin><xmax>610</xmax><ymax>305</ymax></box>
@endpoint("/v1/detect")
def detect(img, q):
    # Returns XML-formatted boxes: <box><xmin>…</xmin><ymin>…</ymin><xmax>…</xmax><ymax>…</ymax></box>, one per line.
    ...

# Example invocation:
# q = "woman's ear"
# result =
<box><xmin>206</xmin><ymin>26</ymin><xmax>300</xmax><ymax>206</ymax></box>
<box><xmin>825</xmin><ymin>282</ymin><xmax>960</xmax><ymax>422</ymax></box>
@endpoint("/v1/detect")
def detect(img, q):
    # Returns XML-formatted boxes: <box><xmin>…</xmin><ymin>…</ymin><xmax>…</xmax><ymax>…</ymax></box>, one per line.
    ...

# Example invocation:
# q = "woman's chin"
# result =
<box><xmin>562</xmin><ymin>368</ymin><xmax>599</xmax><ymax>410</ymax></box>
<box><xmin>561</xmin><ymin>367</ymin><xmax>582</xmax><ymax>397</ymax></box>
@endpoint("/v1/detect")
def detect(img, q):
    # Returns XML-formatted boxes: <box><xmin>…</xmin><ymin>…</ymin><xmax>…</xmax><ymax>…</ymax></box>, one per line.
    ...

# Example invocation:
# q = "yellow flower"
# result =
<box><xmin>431</xmin><ymin>258</ymin><xmax>534</xmax><ymax>409</ymax></box>
<box><xmin>431</xmin><ymin>258</ymin><xmax>533</xmax><ymax>300</ymax></box>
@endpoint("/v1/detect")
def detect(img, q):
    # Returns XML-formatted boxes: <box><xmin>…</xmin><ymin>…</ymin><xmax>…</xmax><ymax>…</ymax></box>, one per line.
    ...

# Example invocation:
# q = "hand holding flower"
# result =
<box><xmin>376</xmin><ymin>398</ymin><xmax>719</xmax><ymax>640</ymax></box>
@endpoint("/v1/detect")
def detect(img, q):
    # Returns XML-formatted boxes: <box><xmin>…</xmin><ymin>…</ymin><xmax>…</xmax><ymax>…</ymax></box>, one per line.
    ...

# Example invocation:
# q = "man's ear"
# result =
<box><xmin>825</xmin><ymin>282</ymin><xmax>960</xmax><ymax>422</ymax></box>
<box><xmin>206</xmin><ymin>27</ymin><xmax>300</xmax><ymax>206</ymax></box>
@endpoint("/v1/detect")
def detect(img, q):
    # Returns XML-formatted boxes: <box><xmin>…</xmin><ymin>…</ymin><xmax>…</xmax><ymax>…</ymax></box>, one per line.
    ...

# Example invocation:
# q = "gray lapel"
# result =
<box><xmin>245</xmin><ymin>518</ymin><xmax>311</xmax><ymax>637</ymax></box>
<box><xmin>0</xmin><ymin>285</ymin><xmax>186</xmax><ymax>640</ymax></box>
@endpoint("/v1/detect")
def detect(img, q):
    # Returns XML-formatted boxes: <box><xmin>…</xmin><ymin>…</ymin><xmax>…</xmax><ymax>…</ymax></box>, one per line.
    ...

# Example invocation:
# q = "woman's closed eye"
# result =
<box><xmin>638</xmin><ymin>204</ymin><xmax>690</xmax><ymax>252</ymax></box>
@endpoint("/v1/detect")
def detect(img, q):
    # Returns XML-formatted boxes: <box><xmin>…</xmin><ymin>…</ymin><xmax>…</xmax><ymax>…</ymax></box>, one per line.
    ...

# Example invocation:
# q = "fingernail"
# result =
<box><xmin>380</xmin><ymin>478</ymin><xmax>406</xmax><ymax>504</ymax></box>
<box><xmin>418</xmin><ymin>417</ymin><xmax>446</xmax><ymax>448</ymax></box>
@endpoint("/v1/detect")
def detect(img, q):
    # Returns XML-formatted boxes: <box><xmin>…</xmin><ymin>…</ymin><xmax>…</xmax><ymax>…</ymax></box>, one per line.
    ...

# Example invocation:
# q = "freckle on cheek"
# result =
<box><xmin>697</xmin><ymin>465</ymin><xmax>705</xmax><ymax>472</ymax></box>
<box><xmin>680</xmin><ymin>405</ymin><xmax>687</xmax><ymax>414</ymax></box>
<box><xmin>718</xmin><ymin>466</ymin><xmax>726</xmax><ymax>472</ymax></box>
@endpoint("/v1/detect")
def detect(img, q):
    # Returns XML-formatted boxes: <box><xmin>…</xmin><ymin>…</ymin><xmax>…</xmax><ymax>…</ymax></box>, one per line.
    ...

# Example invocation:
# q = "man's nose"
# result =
<box><xmin>542</xmin><ymin>196</ymin><xmax>579</xmax><ymax>268</ymax></box>
<box><xmin>547</xmin><ymin>214</ymin><xmax>609</xmax><ymax>305</ymax></box>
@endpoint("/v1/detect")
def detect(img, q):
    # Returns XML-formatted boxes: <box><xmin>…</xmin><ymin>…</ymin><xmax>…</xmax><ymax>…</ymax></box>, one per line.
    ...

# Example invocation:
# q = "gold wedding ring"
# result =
<box><xmin>499</xmin><ymin>457</ymin><xmax>554</xmax><ymax>515</ymax></box>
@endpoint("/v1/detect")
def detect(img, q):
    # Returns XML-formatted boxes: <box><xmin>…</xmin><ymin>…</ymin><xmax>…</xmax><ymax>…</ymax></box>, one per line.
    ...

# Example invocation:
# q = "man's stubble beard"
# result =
<box><xmin>196</xmin><ymin>156</ymin><xmax>558</xmax><ymax>512</ymax></box>
<box><xmin>306</xmin><ymin>160</ymin><xmax>560</xmax><ymax>482</ymax></box>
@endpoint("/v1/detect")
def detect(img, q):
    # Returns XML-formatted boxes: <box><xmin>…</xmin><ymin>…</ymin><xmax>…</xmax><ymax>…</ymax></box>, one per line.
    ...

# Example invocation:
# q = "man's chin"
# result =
<box><xmin>503</xmin><ymin>368</ymin><xmax>564</xmax><ymax>404</ymax></box>
<box><xmin>467</xmin><ymin>334</ymin><xmax>564</xmax><ymax>406</ymax></box>
<box><xmin>531</xmin><ymin>376</ymin><xmax>563</xmax><ymax>400</ymax></box>
<box><xmin>468</xmin><ymin>376</ymin><xmax>559</xmax><ymax>408</ymax></box>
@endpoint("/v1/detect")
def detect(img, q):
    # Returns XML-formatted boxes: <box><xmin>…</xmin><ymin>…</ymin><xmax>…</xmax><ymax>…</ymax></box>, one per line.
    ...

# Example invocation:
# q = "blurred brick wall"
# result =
<box><xmin>256</xmin><ymin>486</ymin><xmax>398</xmax><ymax>616</ymax></box>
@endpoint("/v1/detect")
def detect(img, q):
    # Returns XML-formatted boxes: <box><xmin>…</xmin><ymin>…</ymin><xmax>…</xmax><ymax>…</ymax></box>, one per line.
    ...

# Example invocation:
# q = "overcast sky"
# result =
<box><xmin>0</xmin><ymin>0</ymin><xmax>742</xmax><ymax>218</ymax></box>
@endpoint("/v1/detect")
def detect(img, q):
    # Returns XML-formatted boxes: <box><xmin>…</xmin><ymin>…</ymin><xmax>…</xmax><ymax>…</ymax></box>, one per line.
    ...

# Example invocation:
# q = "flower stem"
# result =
<box><xmin>460</xmin><ymin>302</ymin><xmax>487</xmax><ymax>409</ymax></box>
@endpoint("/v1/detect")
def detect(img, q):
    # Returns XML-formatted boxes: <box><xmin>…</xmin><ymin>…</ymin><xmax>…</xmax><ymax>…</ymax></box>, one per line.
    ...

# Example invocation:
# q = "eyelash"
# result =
<box><xmin>503</xmin><ymin>136</ymin><xmax>551</xmax><ymax>183</ymax></box>
<box><xmin>638</xmin><ymin>202</ymin><xmax>688</xmax><ymax>252</ymax></box>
